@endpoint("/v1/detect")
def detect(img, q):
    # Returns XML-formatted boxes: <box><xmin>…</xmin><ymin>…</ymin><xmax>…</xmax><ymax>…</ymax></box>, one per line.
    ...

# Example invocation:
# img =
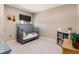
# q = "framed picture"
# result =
<box><xmin>7</xmin><ymin>14</ymin><xmax>12</xmax><ymax>21</ymax></box>
<box><xmin>13</xmin><ymin>15</ymin><xmax>15</xmax><ymax>22</ymax></box>
<box><xmin>7</xmin><ymin>14</ymin><xmax>16</xmax><ymax>22</ymax></box>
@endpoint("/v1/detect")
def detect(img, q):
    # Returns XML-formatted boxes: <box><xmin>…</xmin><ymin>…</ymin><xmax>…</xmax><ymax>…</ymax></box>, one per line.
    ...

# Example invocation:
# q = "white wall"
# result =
<box><xmin>34</xmin><ymin>5</ymin><xmax>77</xmax><ymax>39</ymax></box>
<box><xmin>77</xmin><ymin>5</ymin><xmax>79</xmax><ymax>33</ymax></box>
<box><xmin>0</xmin><ymin>4</ymin><xmax>78</xmax><ymax>41</ymax></box>
<box><xmin>0</xmin><ymin>4</ymin><xmax>5</xmax><ymax>39</ymax></box>
<box><xmin>4</xmin><ymin>5</ymin><xmax>33</xmax><ymax>41</ymax></box>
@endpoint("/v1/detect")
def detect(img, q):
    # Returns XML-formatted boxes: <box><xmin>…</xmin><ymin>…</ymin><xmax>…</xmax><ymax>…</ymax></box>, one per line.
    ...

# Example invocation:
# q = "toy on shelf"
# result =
<box><xmin>72</xmin><ymin>33</ymin><xmax>79</xmax><ymax>49</ymax></box>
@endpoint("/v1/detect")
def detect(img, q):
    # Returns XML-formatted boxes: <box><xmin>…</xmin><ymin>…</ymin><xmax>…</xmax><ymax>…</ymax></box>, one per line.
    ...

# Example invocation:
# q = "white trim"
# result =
<box><xmin>40</xmin><ymin>36</ymin><xmax>56</xmax><ymax>42</ymax></box>
<box><xmin>6</xmin><ymin>36</ymin><xmax>56</xmax><ymax>44</ymax></box>
<box><xmin>6</xmin><ymin>39</ymin><xmax>15</xmax><ymax>44</ymax></box>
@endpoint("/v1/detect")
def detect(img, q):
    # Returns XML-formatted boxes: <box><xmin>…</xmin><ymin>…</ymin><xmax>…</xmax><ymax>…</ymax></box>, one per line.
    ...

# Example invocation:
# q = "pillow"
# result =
<box><xmin>23</xmin><ymin>31</ymin><xmax>27</xmax><ymax>38</ymax></box>
<box><xmin>23</xmin><ymin>32</ymin><xmax>38</xmax><ymax>40</ymax></box>
<box><xmin>0</xmin><ymin>39</ymin><xmax>11</xmax><ymax>54</ymax></box>
<box><xmin>27</xmin><ymin>32</ymin><xmax>38</xmax><ymax>37</ymax></box>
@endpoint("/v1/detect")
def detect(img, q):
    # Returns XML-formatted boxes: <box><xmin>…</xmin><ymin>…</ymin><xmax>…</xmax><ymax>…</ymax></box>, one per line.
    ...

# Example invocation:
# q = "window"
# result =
<box><xmin>19</xmin><ymin>14</ymin><xmax>31</xmax><ymax>24</ymax></box>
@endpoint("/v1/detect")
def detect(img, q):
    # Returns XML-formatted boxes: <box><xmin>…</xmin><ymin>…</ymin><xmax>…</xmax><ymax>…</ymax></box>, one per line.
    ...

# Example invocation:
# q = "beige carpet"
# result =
<box><xmin>7</xmin><ymin>37</ymin><xmax>62</xmax><ymax>54</ymax></box>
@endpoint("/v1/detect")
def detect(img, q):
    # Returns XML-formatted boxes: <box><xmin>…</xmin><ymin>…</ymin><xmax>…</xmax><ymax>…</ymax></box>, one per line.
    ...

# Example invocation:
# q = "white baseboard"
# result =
<box><xmin>7</xmin><ymin>39</ymin><xmax>15</xmax><ymax>44</ymax></box>
<box><xmin>7</xmin><ymin>36</ymin><xmax>56</xmax><ymax>44</ymax></box>
<box><xmin>40</xmin><ymin>36</ymin><xmax>56</xmax><ymax>42</ymax></box>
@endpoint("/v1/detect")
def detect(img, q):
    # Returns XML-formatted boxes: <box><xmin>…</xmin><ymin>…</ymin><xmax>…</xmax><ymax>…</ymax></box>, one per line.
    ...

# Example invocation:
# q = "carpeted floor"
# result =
<box><xmin>7</xmin><ymin>37</ymin><xmax>62</xmax><ymax>54</ymax></box>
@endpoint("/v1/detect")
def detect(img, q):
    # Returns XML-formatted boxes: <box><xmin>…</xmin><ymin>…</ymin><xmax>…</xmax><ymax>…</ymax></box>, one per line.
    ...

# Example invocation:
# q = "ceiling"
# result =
<box><xmin>6</xmin><ymin>4</ymin><xmax>64</xmax><ymax>13</ymax></box>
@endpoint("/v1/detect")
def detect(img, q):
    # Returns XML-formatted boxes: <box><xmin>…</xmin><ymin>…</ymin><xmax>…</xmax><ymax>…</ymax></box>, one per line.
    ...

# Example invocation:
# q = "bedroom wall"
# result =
<box><xmin>76</xmin><ymin>5</ymin><xmax>79</xmax><ymax>33</ymax></box>
<box><xmin>34</xmin><ymin>4</ymin><xmax>77</xmax><ymax>39</ymax></box>
<box><xmin>4</xmin><ymin>5</ymin><xmax>33</xmax><ymax>41</ymax></box>
<box><xmin>0</xmin><ymin>4</ymin><xmax>5</xmax><ymax>39</ymax></box>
